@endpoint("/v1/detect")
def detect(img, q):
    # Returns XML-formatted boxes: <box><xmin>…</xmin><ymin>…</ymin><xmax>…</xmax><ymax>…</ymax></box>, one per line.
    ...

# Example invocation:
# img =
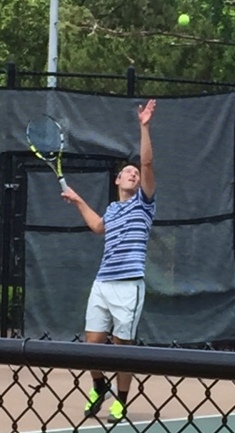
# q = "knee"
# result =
<box><xmin>85</xmin><ymin>331</ymin><xmax>107</xmax><ymax>344</ymax></box>
<box><xmin>112</xmin><ymin>335</ymin><xmax>133</xmax><ymax>345</ymax></box>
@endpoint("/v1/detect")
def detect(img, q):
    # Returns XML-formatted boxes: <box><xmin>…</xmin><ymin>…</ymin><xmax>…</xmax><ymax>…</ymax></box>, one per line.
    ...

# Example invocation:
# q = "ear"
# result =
<box><xmin>115</xmin><ymin>175</ymin><xmax>121</xmax><ymax>186</ymax></box>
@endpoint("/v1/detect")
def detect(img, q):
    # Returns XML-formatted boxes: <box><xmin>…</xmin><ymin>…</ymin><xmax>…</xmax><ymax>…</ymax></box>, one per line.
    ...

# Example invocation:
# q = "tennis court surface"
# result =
<box><xmin>24</xmin><ymin>414</ymin><xmax>235</xmax><ymax>433</ymax></box>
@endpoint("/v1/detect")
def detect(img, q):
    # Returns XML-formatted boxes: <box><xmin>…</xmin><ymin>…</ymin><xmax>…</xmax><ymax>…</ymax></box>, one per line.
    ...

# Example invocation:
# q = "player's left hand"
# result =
<box><xmin>138</xmin><ymin>99</ymin><xmax>156</xmax><ymax>125</ymax></box>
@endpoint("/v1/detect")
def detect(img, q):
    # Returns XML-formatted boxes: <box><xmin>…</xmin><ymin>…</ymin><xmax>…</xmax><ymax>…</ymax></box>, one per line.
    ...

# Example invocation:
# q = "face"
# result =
<box><xmin>115</xmin><ymin>165</ymin><xmax>141</xmax><ymax>194</ymax></box>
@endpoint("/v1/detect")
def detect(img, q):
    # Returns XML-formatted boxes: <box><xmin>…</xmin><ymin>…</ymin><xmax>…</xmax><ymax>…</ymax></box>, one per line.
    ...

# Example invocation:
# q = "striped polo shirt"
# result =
<box><xmin>96</xmin><ymin>188</ymin><xmax>156</xmax><ymax>281</ymax></box>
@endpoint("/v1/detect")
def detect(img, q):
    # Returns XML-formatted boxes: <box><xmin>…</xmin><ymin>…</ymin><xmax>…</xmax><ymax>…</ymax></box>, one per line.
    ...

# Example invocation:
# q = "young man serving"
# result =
<box><xmin>62</xmin><ymin>99</ymin><xmax>156</xmax><ymax>423</ymax></box>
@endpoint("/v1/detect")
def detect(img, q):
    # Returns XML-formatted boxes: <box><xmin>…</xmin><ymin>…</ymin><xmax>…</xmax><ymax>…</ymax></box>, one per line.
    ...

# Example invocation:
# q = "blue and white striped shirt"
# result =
<box><xmin>96</xmin><ymin>188</ymin><xmax>156</xmax><ymax>281</ymax></box>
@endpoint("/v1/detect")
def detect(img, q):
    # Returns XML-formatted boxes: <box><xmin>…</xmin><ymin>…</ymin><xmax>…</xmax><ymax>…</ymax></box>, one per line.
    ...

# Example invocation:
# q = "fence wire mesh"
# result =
<box><xmin>1</xmin><ymin>335</ymin><xmax>235</xmax><ymax>433</ymax></box>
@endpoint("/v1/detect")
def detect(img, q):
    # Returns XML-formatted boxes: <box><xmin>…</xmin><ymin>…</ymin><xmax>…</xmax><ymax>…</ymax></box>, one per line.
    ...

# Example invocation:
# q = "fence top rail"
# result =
<box><xmin>19</xmin><ymin>70</ymin><xmax>127</xmax><ymax>80</ymax></box>
<box><xmin>0</xmin><ymin>338</ymin><xmax>235</xmax><ymax>380</ymax></box>
<box><xmin>2</xmin><ymin>62</ymin><xmax>235</xmax><ymax>89</ymax></box>
<box><xmin>137</xmin><ymin>74</ymin><xmax>235</xmax><ymax>87</ymax></box>
<box><xmin>11</xmin><ymin>69</ymin><xmax>235</xmax><ymax>88</ymax></box>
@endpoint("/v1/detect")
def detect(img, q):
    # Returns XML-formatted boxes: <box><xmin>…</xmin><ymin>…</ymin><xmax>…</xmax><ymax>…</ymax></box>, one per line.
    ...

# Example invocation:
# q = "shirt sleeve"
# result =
<box><xmin>138</xmin><ymin>188</ymin><xmax>156</xmax><ymax>219</ymax></box>
<box><xmin>139</xmin><ymin>187</ymin><xmax>156</xmax><ymax>203</ymax></box>
<box><xmin>102</xmin><ymin>202</ymin><xmax>115</xmax><ymax>224</ymax></box>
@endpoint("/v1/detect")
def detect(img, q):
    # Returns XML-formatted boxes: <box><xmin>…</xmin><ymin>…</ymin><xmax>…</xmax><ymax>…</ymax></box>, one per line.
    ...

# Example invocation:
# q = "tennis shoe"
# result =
<box><xmin>107</xmin><ymin>400</ymin><xmax>126</xmax><ymax>423</ymax></box>
<box><xmin>84</xmin><ymin>384</ymin><xmax>114</xmax><ymax>417</ymax></box>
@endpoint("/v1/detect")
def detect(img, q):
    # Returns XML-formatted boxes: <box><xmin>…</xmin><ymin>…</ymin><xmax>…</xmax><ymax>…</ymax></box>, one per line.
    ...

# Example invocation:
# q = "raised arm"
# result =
<box><xmin>138</xmin><ymin>99</ymin><xmax>156</xmax><ymax>199</ymax></box>
<box><xmin>61</xmin><ymin>187</ymin><xmax>104</xmax><ymax>234</ymax></box>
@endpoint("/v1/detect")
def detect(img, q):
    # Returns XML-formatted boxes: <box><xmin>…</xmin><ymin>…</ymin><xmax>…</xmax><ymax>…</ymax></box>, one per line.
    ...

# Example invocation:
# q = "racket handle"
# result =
<box><xmin>59</xmin><ymin>177</ymin><xmax>68</xmax><ymax>192</ymax></box>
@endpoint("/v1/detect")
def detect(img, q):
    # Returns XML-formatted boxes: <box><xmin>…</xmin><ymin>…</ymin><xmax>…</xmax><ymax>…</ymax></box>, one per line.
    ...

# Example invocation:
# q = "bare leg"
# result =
<box><xmin>112</xmin><ymin>336</ymin><xmax>133</xmax><ymax>398</ymax></box>
<box><xmin>84</xmin><ymin>331</ymin><xmax>112</xmax><ymax>417</ymax></box>
<box><xmin>85</xmin><ymin>331</ymin><xmax>108</xmax><ymax>379</ymax></box>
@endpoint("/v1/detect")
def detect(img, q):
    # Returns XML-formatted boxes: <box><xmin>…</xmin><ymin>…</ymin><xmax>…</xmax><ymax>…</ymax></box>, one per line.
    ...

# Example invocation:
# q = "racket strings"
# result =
<box><xmin>28</xmin><ymin>117</ymin><xmax>62</xmax><ymax>154</ymax></box>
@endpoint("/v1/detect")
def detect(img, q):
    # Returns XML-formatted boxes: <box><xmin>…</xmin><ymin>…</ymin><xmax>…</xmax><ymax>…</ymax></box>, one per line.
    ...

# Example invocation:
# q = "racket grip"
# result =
<box><xmin>59</xmin><ymin>177</ymin><xmax>68</xmax><ymax>192</ymax></box>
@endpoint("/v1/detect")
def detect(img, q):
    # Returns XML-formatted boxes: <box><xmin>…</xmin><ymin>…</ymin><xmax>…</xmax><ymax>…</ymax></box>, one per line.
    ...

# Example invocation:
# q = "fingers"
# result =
<box><xmin>146</xmin><ymin>99</ymin><xmax>156</xmax><ymax>111</ymax></box>
<box><xmin>61</xmin><ymin>194</ymin><xmax>71</xmax><ymax>203</ymax></box>
<box><xmin>61</xmin><ymin>187</ymin><xmax>79</xmax><ymax>205</ymax></box>
<box><xmin>61</xmin><ymin>190</ymin><xmax>72</xmax><ymax>203</ymax></box>
<box><xmin>138</xmin><ymin>99</ymin><xmax>156</xmax><ymax>115</ymax></box>
<box><xmin>138</xmin><ymin>99</ymin><xmax>156</xmax><ymax>108</ymax></box>
<box><xmin>61</xmin><ymin>186</ymin><xmax>74</xmax><ymax>201</ymax></box>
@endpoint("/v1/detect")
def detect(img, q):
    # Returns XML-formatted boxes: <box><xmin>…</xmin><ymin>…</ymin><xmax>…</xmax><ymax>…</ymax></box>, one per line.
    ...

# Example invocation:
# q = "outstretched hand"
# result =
<box><xmin>138</xmin><ymin>99</ymin><xmax>156</xmax><ymax>125</ymax></box>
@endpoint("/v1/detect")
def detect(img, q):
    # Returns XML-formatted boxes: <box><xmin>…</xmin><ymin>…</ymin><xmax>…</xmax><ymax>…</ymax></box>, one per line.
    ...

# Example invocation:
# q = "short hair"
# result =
<box><xmin>116</xmin><ymin>160</ymin><xmax>141</xmax><ymax>177</ymax></box>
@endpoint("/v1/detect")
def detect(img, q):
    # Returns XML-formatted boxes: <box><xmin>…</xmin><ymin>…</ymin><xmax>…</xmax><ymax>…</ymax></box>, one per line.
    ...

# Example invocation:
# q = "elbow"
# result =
<box><xmin>141</xmin><ymin>160</ymin><xmax>153</xmax><ymax>169</ymax></box>
<box><xmin>93</xmin><ymin>221</ymin><xmax>105</xmax><ymax>234</ymax></box>
<box><xmin>93</xmin><ymin>227</ymin><xmax>103</xmax><ymax>234</ymax></box>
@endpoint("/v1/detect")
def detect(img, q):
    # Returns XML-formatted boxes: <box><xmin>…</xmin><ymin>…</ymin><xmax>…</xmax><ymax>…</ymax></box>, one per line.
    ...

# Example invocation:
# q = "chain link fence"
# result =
<box><xmin>1</xmin><ymin>335</ymin><xmax>235</xmax><ymax>433</ymax></box>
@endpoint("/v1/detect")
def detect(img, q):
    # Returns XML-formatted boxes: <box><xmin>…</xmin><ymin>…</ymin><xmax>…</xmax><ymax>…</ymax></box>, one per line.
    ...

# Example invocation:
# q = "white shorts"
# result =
<box><xmin>85</xmin><ymin>278</ymin><xmax>145</xmax><ymax>341</ymax></box>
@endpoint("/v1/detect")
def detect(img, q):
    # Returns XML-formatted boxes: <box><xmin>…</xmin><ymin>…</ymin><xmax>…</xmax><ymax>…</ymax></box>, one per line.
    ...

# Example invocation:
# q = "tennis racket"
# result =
<box><xmin>26</xmin><ymin>114</ymin><xmax>68</xmax><ymax>192</ymax></box>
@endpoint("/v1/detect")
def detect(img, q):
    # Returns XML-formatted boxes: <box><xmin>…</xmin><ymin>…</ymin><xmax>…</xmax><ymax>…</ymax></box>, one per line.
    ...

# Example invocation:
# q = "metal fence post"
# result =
<box><xmin>127</xmin><ymin>65</ymin><xmax>135</xmax><ymax>97</ymax></box>
<box><xmin>6</xmin><ymin>61</ymin><xmax>16</xmax><ymax>89</ymax></box>
<box><xmin>1</xmin><ymin>154</ymin><xmax>14</xmax><ymax>337</ymax></box>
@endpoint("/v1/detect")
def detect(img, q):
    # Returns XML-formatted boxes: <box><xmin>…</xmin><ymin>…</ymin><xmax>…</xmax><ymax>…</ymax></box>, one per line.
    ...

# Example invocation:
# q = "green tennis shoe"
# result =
<box><xmin>84</xmin><ymin>385</ymin><xmax>114</xmax><ymax>417</ymax></box>
<box><xmin>107</xmin><ymin>400</ymin><xmax>126</xmax><ymax>423</ymax></box>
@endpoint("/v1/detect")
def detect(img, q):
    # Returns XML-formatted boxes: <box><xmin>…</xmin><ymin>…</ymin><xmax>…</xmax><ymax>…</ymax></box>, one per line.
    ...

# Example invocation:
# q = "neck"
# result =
<box><xmin>118</xmin><ymin>189</ymin><xmax>136</xmax><ymax>202</ymax></box>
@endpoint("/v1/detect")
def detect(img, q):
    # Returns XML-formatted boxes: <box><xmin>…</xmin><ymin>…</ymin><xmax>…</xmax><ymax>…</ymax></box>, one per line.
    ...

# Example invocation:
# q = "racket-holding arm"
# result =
<box><xmin>61</xmin><ymin>187</ymin><xmax>105</xmax><ymax>234</ymax></box>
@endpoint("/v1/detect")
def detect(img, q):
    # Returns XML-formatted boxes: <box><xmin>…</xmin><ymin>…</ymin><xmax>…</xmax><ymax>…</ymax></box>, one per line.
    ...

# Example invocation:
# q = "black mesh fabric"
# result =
<box><xmin>0</xmin><ymin>90</ymin><xmax>234</xmax><ymax>343</ymax></box>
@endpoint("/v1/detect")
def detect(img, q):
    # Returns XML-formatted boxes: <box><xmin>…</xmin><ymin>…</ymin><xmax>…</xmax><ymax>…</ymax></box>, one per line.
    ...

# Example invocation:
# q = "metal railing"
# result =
<box><xmin>1</xmin><ymin>61</ymin><xmax>235</xmax><ymax>96</ymax></box>
<box><xmin>1</xmin><ymin>337</ymin><xmax>235</xmax><ymax>433</ymax></box>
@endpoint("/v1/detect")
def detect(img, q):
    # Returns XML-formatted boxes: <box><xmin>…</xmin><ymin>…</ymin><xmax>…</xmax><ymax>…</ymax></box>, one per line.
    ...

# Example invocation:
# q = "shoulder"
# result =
<box><xmin>136</xmin><ymin>188</ymin><xmax>156</xmax><ymax>220</ymax></box>
<box><xmin>137</xmin><ymin>187</ymin><xmax>156</xmax><ymax>204</ymax></box>
<box><xmin>103</xmin><ymin>201</ymin><xmax>119</xmax><ymax>222</ymax></box>
<box><xmin>106</xmin><ymin>201</ymin><xmax>119</xmax><ymax>211</ymax></box>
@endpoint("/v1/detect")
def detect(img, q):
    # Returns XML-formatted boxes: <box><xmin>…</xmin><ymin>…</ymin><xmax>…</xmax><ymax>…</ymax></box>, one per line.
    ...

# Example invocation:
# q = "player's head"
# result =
<box><xmin>115</xmin><ymin>162</ymin><xmax>140</xmax><ymax>195</ymax></box>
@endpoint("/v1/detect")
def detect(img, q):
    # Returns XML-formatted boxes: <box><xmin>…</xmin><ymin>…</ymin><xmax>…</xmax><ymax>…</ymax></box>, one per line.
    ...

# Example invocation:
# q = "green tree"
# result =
<box><xmin>0</xmin><ymin>0</ymin><xmax>49</xmax><ymax>85</ymax></box>
<box><xmin>0</xmin><ymin>0</ymin><xmax>49</xmax><ymax>69</ymax></box>
<box><xmin>1</xmin><ymin>0</ymin><xmax>235</xmax><ymax>94</ymax></box>
<box><xmin>58</xmin><ymin>0</ymin><xmax>235</xmax><ymax>93</ymax></box>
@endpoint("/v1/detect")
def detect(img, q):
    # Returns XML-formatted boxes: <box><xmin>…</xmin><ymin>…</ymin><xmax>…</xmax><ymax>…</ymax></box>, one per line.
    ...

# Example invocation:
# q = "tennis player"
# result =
<box><xmin>61</xmin><ymin>99</ymin><xmax>156</xmax><ymax>423</ymax></box>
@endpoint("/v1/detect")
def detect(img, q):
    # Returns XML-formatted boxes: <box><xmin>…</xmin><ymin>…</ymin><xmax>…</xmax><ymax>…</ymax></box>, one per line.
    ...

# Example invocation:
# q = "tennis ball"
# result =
<box><xmin>178</xmin><ymin>14</ymin><xmax>190</xmax><ymax>26</ymax></box>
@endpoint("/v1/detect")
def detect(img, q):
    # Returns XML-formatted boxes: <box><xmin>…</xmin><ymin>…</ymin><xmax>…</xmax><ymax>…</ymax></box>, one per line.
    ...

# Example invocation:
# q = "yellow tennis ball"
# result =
<box><xmin>178</xmin><ymin>14</ymin><xmax>190</xmax><ymax>26</ymax></box>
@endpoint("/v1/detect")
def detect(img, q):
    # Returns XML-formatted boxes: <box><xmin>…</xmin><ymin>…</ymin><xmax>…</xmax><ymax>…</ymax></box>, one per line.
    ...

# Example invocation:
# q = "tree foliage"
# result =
<box><xmin>1</xmin><ymin>0</ymin><xmax>235</xmax><ymax>94</ymax></box>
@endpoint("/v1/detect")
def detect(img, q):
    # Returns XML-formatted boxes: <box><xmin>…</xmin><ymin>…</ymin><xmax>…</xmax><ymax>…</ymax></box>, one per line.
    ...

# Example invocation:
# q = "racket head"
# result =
<box><xmin>26</xmin><ymin>114</ymin><xmax>64</xmax><ymax>160</ymax></box>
